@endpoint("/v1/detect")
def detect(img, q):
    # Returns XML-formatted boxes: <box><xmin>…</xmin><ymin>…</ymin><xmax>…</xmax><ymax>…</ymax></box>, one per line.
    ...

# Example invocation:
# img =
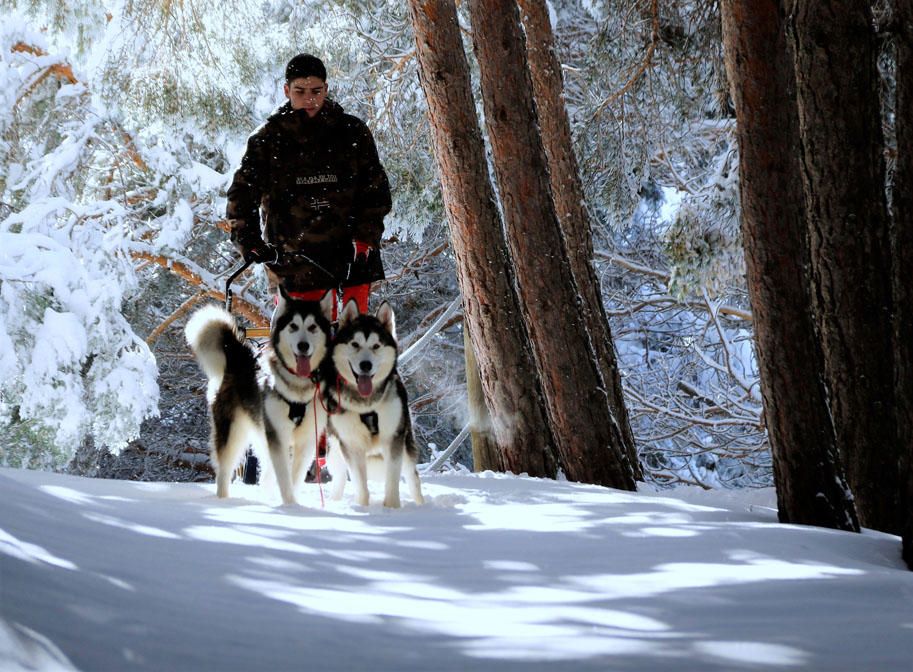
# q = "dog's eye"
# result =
<box><xmin>288</xmin><ymin>323</ymin><xmax>299</xmax><ymax>332</ymax></box>
<box><xmin>307</xmin><ymin>324</ymin><xmax>317</xmax><ymax>333</ymax></box>
<box><xmin>351</xmin><ymin>343</ymin><xmax>361</xmax><ymax>351</ymax></box>
<box><xmin>371</xmin><ymin>343</ymin><xmax>380</xmax><ymax>351</ymax></box>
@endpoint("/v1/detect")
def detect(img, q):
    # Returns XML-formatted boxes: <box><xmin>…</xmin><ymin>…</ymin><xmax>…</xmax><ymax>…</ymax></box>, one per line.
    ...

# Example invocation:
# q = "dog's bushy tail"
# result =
<box><xmin>184</xmin><ymin>304</ymin><xmax>251</xmax><ymax>385</ymax></box>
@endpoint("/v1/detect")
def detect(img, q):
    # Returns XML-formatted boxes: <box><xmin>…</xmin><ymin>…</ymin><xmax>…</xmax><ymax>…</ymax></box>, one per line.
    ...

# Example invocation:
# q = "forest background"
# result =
<box><xmin>0</xmin><ymin>0</ymin><xmax>846</xmax><ymax>490</ymax></box>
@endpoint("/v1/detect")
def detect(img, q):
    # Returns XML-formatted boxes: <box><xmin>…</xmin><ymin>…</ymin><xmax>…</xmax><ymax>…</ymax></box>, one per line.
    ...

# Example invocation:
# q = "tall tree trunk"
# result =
<box><xmin>720</xmin><ymin>0</ymin><xmax>858</xmax><ymax>530</ymax></box>
<box><xmin>787</xmin><ymin>0</ymin><xmax>899</xmax><ymax>533</ymax></box>
<box><xmin>407</xmin><ymin>0</ymin><xmax>558</xmax><ymax>477</ymax></box>
<box><xmin>467</xmin><ymin>0</ymin><xmax>635</xmax><ymax>490</ymax></box>
<box><xmin>893</xmin><ymin>0</ymin><xmax>913</xmax><ymax>567</ymax></box>
<box><xmin>518</xmin><ymin>0</ymin><xmax>642</xmax><ymax>481</ymax></box>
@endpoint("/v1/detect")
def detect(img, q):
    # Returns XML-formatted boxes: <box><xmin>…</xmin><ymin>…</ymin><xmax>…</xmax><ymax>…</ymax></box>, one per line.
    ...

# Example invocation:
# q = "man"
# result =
<box><xmin>226</xmin><ymin>53</ymin><xmax>392</xmax><ymax>316</ymax></box>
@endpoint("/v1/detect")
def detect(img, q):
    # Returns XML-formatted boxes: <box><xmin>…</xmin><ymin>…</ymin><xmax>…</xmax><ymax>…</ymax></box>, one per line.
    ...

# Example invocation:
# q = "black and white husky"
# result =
<box><xmin>324</xmin><ymin>301</ymin><xmax>425</xmax><ymax>508</ymax></box>
<box><xmin>184</xmin><ymin>288</ymin><xmax>334</xmax><ymax>505</ymax></box>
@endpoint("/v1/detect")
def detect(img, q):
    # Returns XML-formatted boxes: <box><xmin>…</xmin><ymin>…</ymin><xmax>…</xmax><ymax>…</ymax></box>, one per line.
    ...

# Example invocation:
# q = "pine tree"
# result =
<box><xmin>893</xmin><ymin>0</ymin><xmax>913</xmax><ymax>567</ymax></box>
<box><xmin>407</xmin><ymin>0</ymin><xmax>560</xmax><ymax>477</ymax></box>
<box><xmin>467</xmin><ymin>0</ymin><xmax>635</xmax><ymax>488</ymax></box>
<box><xmin>720</xmin><ymin>0</ymin><xmax>858</xmax><ymax>530</ymax></box>
<box><xmin>787</xmin><ymin>0</ymin><xmax>900</xmax><ymax>533</ymax></box>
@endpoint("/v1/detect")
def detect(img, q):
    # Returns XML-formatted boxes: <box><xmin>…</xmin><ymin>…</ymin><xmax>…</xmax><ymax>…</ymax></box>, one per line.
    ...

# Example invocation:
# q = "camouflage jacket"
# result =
<box><xmin>226</xmin><ymin>99</ymin><xmax>391</xmax><ymax>291</ymax></box>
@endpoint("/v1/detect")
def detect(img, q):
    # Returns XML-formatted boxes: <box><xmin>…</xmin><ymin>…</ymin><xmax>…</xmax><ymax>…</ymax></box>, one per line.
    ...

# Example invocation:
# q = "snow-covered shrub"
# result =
<box><xmin>0</xmin><ymin>17</ymin><xmax>164</xmax><ymax>468</ymax></box>
<box><xmin>665</xmin><ymin>144</ymin><xmax>743</xmax><ymax>298</ymax></box>
<box><xmin>0</xmin><ymin>203</ymin><xmax>159</xmax><ymax>468</ymax></box>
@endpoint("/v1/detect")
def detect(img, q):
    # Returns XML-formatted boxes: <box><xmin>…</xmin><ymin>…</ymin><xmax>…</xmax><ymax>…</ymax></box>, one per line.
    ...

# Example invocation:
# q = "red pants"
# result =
<box><xmin>282</xmin><ymin>284</ymin><xmax>370</xmax><ymax>320</ymax></box>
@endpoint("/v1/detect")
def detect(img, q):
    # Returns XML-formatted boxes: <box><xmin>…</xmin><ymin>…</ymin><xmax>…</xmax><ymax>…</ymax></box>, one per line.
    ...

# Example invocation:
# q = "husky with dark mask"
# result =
<box><xmin>323</xmin><ymin>300</ymin><xmax>424</xmax><ymax>508</ymax></box>
<box><xmin>184</xmin><ymin>288</ymin><xmax>334</xmax><ymax>504</ymax></box>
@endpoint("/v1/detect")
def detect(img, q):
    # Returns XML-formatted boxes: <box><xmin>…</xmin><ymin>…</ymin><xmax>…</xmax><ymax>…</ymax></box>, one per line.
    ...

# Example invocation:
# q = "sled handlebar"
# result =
<box><xmin>223</xmin><ymin>247</ymin><xmax>341</xmax><ymax>314</ymax></box>
<box><xmin>221</xmin><ymin>259</ymin><xmax>271</xmax><ymax>339</ymax></box>
<box><xmin>223</xmin><ymin>258</ymin><xmax>254</xmax><ymax>313</ymax></box>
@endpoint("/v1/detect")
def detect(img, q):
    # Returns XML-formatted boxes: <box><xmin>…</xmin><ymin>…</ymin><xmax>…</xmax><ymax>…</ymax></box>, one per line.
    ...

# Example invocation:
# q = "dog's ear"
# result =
<box><xmin>319</xmin><ymin>289</ymin><xmax>336</xmax><ymax>321</ymax></box>
<box><xmin>376</xmin><ymin>301</ymin><xmax>396</xmax><ymax>342</ymax></box>
<box><xmin>276</xmin><ymin>284</ymin><xmax>291</xmax><ymax>312</ymax></box>
<box><xmin>339</xmin><ymin>298</ymin><xmax>360</xmax><ymax>327</ymax></box>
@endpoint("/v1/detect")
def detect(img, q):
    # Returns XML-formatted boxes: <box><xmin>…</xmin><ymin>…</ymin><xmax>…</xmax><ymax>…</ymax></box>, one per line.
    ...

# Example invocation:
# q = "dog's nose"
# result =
<box><xmin>297</xmin><ymin>342</ymin><xmax>311</xmax><ymax>355</ymax></box>
<box><xmin>358</xmin><ymin>360</ymin><xmax>372</xmax><ymax>373</ymax></box>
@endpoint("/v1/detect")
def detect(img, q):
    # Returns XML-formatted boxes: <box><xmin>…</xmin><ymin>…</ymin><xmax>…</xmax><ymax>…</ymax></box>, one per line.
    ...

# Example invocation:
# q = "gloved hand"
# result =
<box><xmin>353</xmin><ymin>240</ymin><xmax>373</xmax><ymax>263</ymax></box>
<box><xmin>244</xmin><ymin>243</ymin><xmax>280</xmax><ymax>265</ymax></box>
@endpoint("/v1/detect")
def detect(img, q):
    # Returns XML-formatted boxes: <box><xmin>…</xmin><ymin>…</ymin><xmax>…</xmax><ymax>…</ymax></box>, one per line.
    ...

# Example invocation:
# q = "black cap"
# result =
<box><xmin>285</xmin><ymin>54</ymin><xmax>327</xmax><ymax>82</ymax></box>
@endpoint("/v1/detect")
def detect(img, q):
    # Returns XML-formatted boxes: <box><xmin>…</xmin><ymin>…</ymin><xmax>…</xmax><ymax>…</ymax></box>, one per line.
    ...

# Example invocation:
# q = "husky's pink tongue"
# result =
<box><xmin>357</xmin><ymin>374</ymin><xmax>373</xmax><ymax>397</ymax></box>
<box><xmin>295</xmin><ymin>355</ymin><xmax>311</xmax><ymax>377</ymax></box>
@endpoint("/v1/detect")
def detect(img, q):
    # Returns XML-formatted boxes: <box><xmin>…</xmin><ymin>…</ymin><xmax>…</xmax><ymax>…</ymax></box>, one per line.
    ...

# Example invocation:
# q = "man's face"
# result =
<box><xmin>285</xmin><ymin>76</ymin><xmax>328</xmax><ymax>117</ymax></box>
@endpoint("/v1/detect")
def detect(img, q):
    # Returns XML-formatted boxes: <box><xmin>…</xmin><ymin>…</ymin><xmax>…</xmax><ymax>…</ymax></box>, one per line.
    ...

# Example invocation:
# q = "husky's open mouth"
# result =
<box><xmin>350</xmin><ymin>363</ymin><xmax>374</xmax><ymax>397</ymax></box>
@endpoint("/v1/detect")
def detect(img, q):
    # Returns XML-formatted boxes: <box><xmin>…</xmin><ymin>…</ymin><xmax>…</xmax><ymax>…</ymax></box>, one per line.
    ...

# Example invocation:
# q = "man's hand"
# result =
<box><xmin>244</xmin><ymin>243</ymin><xmax>280</xmax><ymax>265</ymax></box>
<box><xmin>353</xmin><ymin>240</ymin><xmax>373</xmax><ymax>263</ymax></box>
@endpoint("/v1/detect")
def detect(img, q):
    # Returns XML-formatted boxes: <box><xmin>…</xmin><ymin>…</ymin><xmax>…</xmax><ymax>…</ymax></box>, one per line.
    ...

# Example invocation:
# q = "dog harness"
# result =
<box><xmin>279</xmin><ymin>367</ymin><xmax>323</xmax><ymax>427</ymax></box>
<box><xmin>360</xmin><ymin>411</ymin><xmax>379</xmax><ymax>436</ymax></box>
<box><xmin>278</xmin><ymin>393</ymin><xmax>309</xmax><ymax>426</ymax></box>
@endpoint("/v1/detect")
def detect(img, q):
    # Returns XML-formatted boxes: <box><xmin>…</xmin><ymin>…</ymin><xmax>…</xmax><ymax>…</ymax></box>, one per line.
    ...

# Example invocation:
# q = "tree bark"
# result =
<box><xmin>518</xmin><ymin>0</ymin><xmax>642</xmax><ymax>481</ymax></box>
<box><xmin>407</xmin><ymin>0</ymin><xmax>558</xmax><ymax>477</ymax></box>
<box><xmin>893</xmin><ymin>0</ymin><xmax>913</xmax><ymax>567</ymax></box>
<box><xmin>467</xmin><ymin>0</ymin><xmax>635</xmax><ymax>490</ymax></box>
<box><xmin>720</xmin><ymin>0</ymin><xmax>858</xmax><ymax>530</ymax></box>
<box><xmin>787</xmin><ymin>0</ymin><xmax>899</xmax><ymax>533</ymax></box>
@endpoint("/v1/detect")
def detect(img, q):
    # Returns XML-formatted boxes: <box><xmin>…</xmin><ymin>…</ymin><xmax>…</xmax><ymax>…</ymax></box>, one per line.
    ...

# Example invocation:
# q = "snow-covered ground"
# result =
<box><xmin>1</xmin><ymin>467</ymin><xmax>911</xmax><ymax>671</ymax></box>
